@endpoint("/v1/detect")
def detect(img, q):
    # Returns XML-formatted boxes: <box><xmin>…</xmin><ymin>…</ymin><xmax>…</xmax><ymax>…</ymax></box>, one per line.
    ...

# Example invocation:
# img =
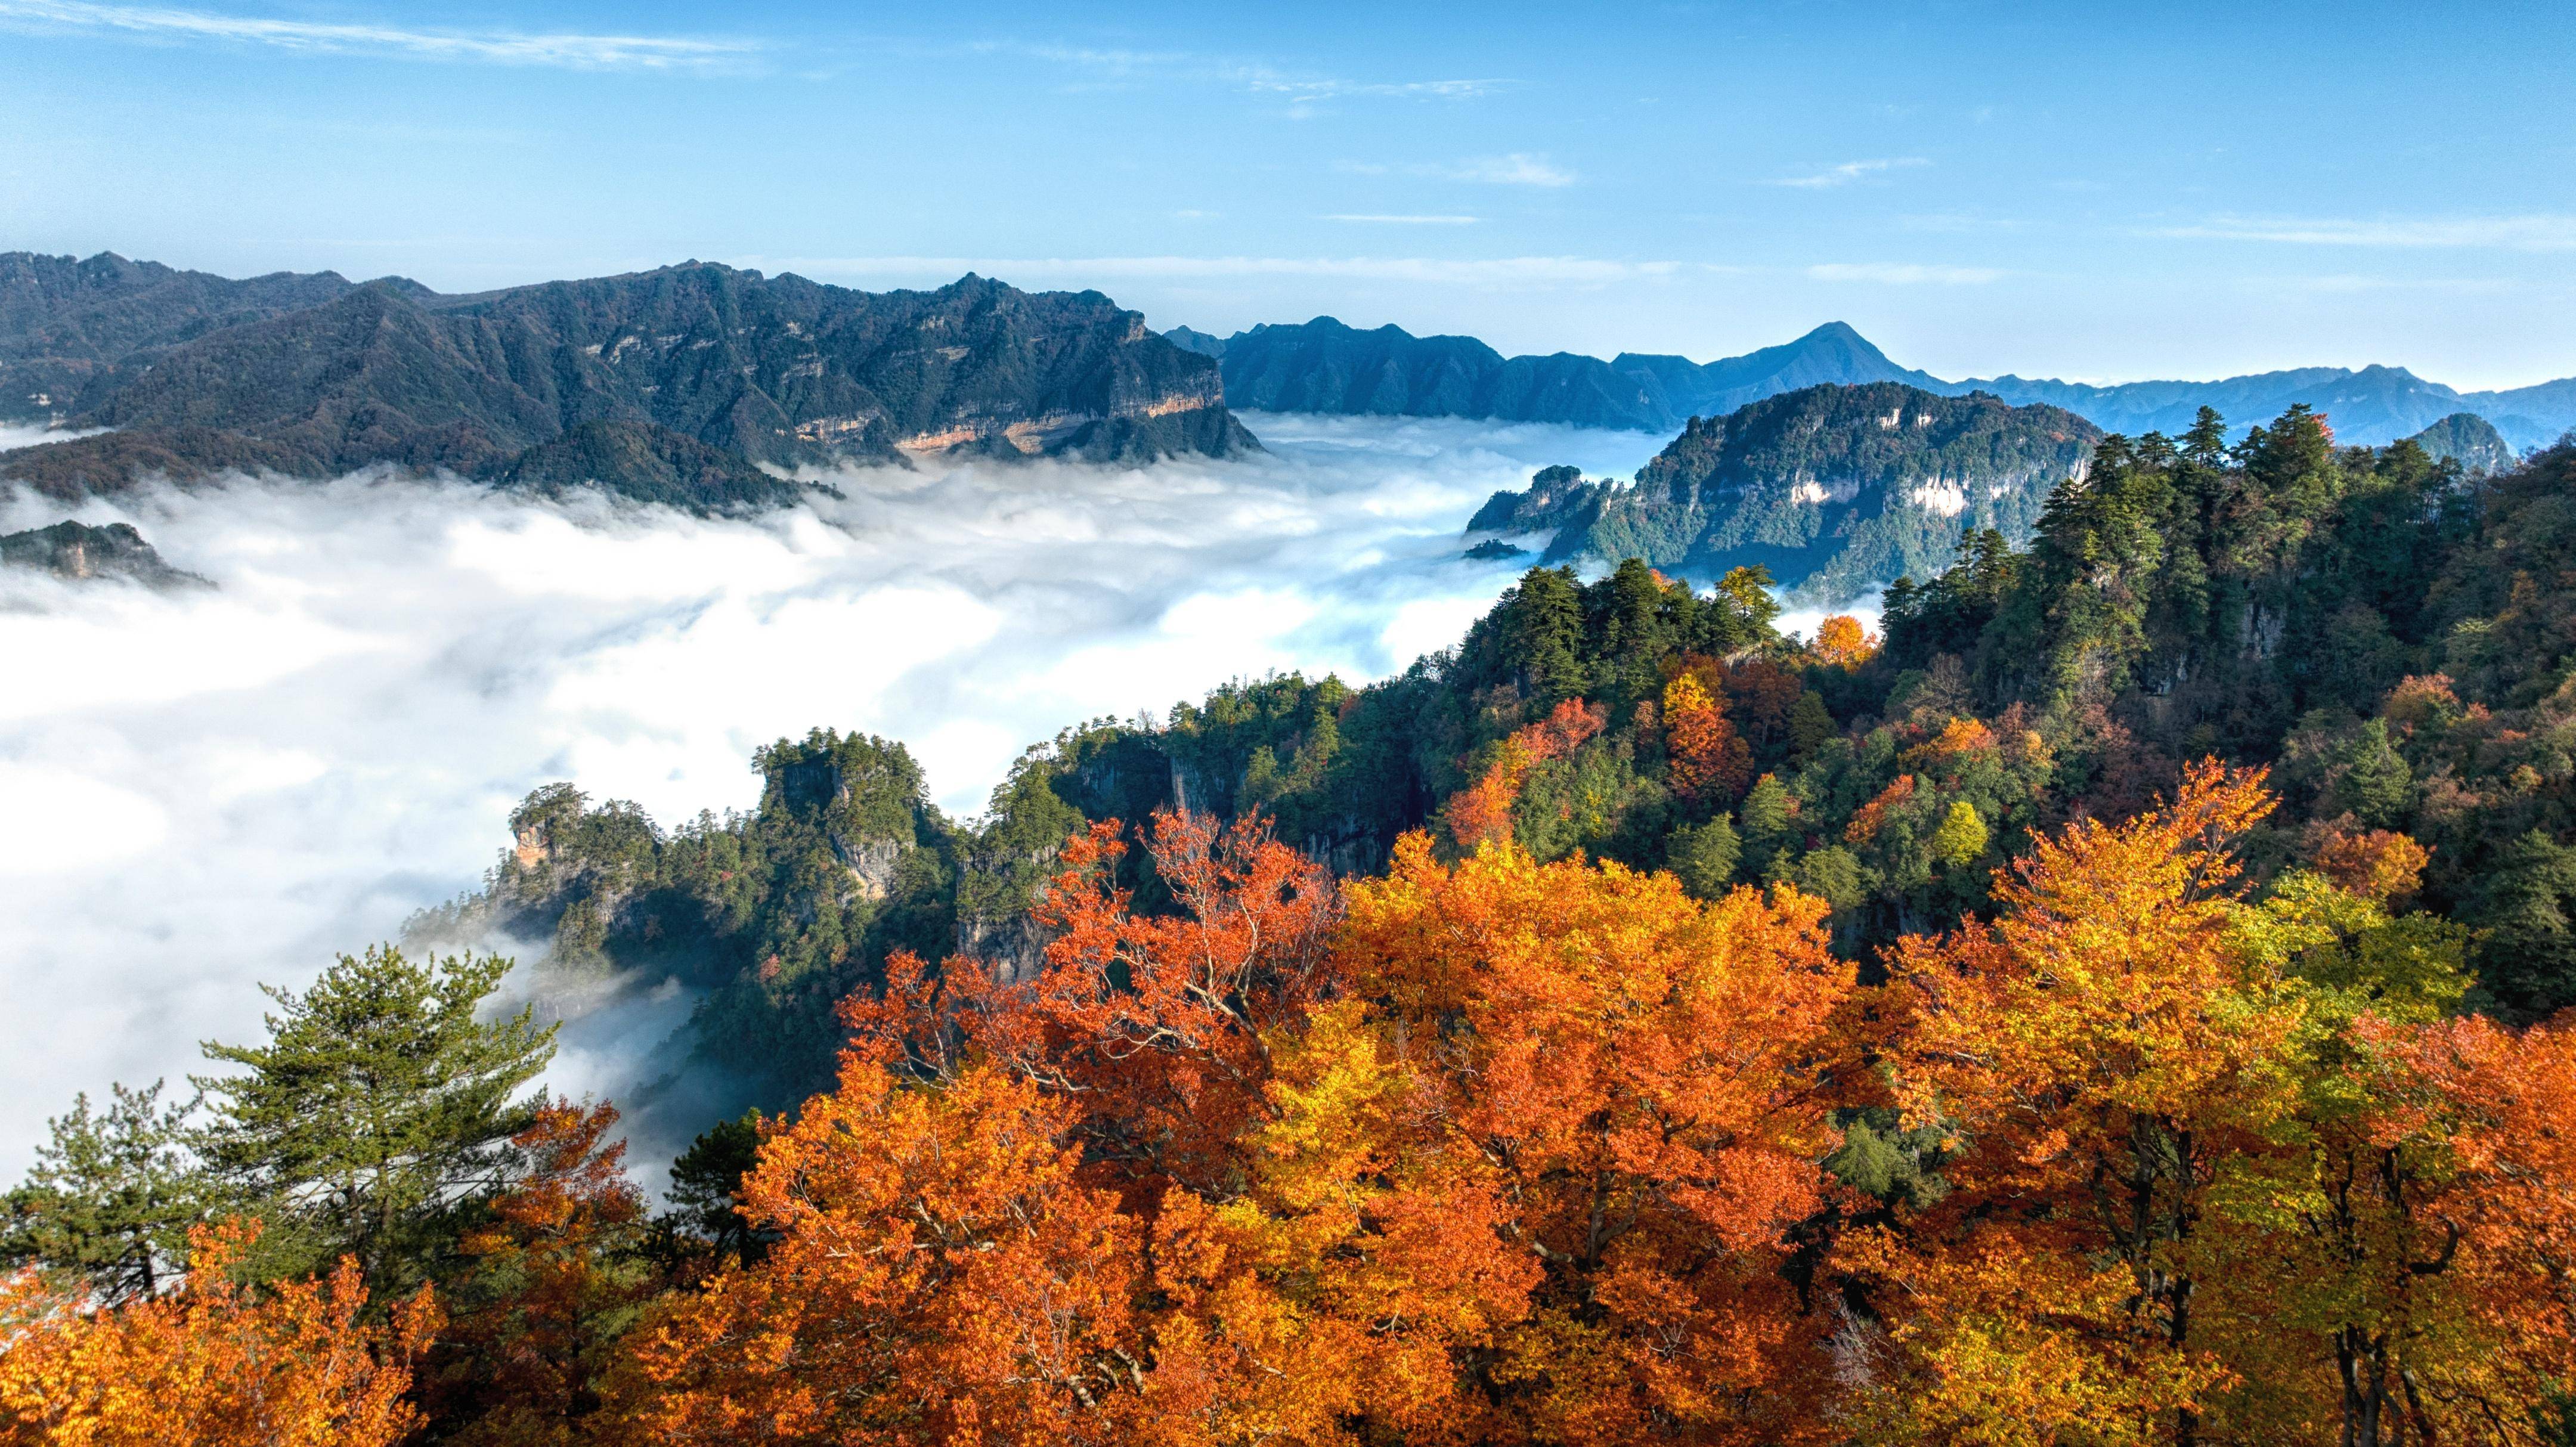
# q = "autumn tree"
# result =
<box><xmin>1439</xmin><ymin>698</ymin><xmax>1608</xmax><ymax>854</ymax></box>
<box><xmin>427</xmin><ymin>1100</ymin><xmax>662</xmax><ymax>1446</ymax></box>
<box><xmin>1664</xmin><ymin>671</ymin><xmax>1754</xmax><ymax>805</ymax></box>
<box><xmin>1813</xmin><ymin>613</ymin><xmax>1879</xmax><ymax>668</ymax></box>
<box><xmin>0</xmin><ymin>1220</ymin><xmax>435</xmax><ymax>1446</ymax></box>
<box><xmin>1335</xmin><ymin>834</ymin><xmax>1857</xmax><ymax>1442</ymax></box>
<box><xmin>1848</xmin><ymin>764</ymin><xmax>2300</xmax><ymax>1445</ymax></box>
<box><xmin>993</xmin><ymin>809</ymin><xmax>1344</xmax><ymax>1203</ymax></box>
<box><xmin>593</xmin><ymin>1056</ymin><xmax>1144</xmax><ymax>1446</ymax></box>
<box><xmin>2346</xmin><ymin>1014</ymin><xmax>2576</xmax><ymax>1443</ymax></box>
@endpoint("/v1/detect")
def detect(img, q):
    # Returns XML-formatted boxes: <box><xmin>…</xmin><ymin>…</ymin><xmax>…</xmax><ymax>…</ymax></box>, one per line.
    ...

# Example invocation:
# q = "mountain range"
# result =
<box><xmin>1179</xmin><ymin>317</ymin><xmax>2576</xmax><ymax>451</ymax></box>
<box><xmin>0</xmin><ymin>252</ymin><xmax>1258</xmax><ymax>510</ymax></box>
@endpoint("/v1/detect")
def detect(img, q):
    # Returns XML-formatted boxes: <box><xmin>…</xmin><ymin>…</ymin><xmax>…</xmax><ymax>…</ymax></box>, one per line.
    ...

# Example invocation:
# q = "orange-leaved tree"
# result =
<box><xmin>1336</xmin><ymin>833</ymin><xmax>1856</xmax><ymax>1443</ymax></box>
<box><xmin>1846</xmin><ymin>763</ymin><xmax>2303</xmax><ymax>1445</ymax></box>
<box><xmin>1001</xmin><ymin>809</ymin><xmax>1343</xmax><ymax>1203</ymax></box>
<box><xmin>1440</xmin><ymin>698</ymin><xmax>1609</xmax><ymax>852</ymax></box>
<box><xmin>1664</xmin><ymin>671</ymin><xmax>1753</xmax><ymax>805</ymax></box>
<box><xmin>0</xmin><ymin>1220</ymin><xmax>435</xmax><ymax>1447</ymax></box>
<box><xmin>1812</xmin><ymin>615</ymin><xmax>1879</xmax><ymax>668</ymax></box>
<box><xmin>427</xmin><ymin>1099</ymin><xmax>660</xmax><ymax>1447</ymax></box>
<box><xmin>594</xmin><ymin>1055</ymin><xmax>1144</xmax><ymax>1446</ymax></box>
<box><xmin>2351</xmin><ymin>1012</ymin><xmax>2576</xmax><ymax>1442</ymax></box>
<box><xmin>599</xmin><ymin>810</ymin><xmax>1352</xmax><ymax>1445</ymax></box>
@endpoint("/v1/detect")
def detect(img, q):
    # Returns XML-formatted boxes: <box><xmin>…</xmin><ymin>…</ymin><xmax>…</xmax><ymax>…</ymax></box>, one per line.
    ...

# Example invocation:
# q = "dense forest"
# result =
<box><xmin>7</xmin><ymin>404</ymin><xmax>2576</xmax><ymax>1443</ymax></box>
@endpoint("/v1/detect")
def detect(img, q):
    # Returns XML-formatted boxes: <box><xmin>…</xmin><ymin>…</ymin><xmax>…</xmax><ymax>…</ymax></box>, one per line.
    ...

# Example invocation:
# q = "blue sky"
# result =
<box><xmin>4</xmin><ymin>0</ymin><xmax>2572</xmax><ymax>389</ymax></box>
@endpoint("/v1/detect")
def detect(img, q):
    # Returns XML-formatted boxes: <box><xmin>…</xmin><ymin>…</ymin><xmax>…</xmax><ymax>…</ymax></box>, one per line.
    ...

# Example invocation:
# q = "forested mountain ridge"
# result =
<box><xmin>2405</xmin><ymin>410</ymin><xmax>2519</xmax><ymax>473</ymax></box>
<box><xmin>0</xmin><ymin>253</ymin><xmax>1258</xmax><ymax>510</ymax></box>
<box><xmin>1174</xmin><ymin>309</ymin><xmax>2576</xmax><ymax>448</ymax></box>
<box><xmin>0</xmin><ymin>250</ymin><xmax>355</xmax><ymax>420</ymax></box>
<box><xmin>1204</xmin><ymin>315</ymin><xmax>1933</xmax><ymax>432</ymax></box>
<box><xmin>1469</xmin><ymin>381</ymin><xmax>2103</xmax><ymax>600</ymax></box>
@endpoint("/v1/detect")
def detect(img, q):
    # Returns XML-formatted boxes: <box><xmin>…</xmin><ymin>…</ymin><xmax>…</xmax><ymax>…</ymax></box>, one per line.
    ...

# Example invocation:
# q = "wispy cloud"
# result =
<box><xmin>1450</xmin><ymin>153</ymin><xmax>1576</xmax><ymax>187</ymax></box>
<box><xmin>0</xmin><ymin>0</ymin><xmax>753</xmax><ymax>68</ymax></box>
<box><xmin>1324</xmin><ymin>214</ymin><xmax>1482</xmax><ymax>226</ymax></box>
<box><xmin>763</xmin><ymin>254</ymin><xmax>1680</xmax><ymax>289</ymax></box>
<box><xmin>1337</xmin><ymin>154</ymin><xmax>1578</xmax><ymax>187</ymax></box>
<box><xmin>1807</xmin><ymin>262</ymin><xmax>2003</xmax><ymax>285</ymax></box>
<box><xmin>1772</xmin><ymin>157</ymin><xmax>1930</xmax><ymax>189</ymax></box>
<box><xmin>2157</xmin><ymin>214</ymin><xmax>2576</xmax><ymax>252</ymax></box>
<box><xmin>1015</xmin><ymin>42</ymin><xmax>1501</xmax><ymax>110</ymax></box>
<box><xmin>1244</xmin><ymin>73</ymin><xmax>1502</xmax><ymax>104</ymax></box>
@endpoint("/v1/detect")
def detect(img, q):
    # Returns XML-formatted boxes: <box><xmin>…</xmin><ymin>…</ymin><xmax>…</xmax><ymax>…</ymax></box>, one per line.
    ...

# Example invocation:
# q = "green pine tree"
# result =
<box><xmin>194</xmin><ymin>944</ymin><xmax>556</xmax><ymax>1292</ymax></box>
<box><xmin>1505</xmin><ymin>566</ymin><xmax>1587</xmax><ymax>704</ymax></box>
<box><xmin>2334</xmin><ymin>719</ymin><xmax>2414</xmax><ymax>829</ymax></box>
<box><xmin>1668</xmin><ymin>816</ymin><xmax>1742</xmax><ymax>901</ymax></box>
<box><xmin>658</xmin><ymin>1110</ymin><xmax>768</xmax><ymax>1268</ymax></box>
<box><xmin>1</xmin><ymin>1079</ymin><xmax>211</xmax><ymax>1301</ymax></box>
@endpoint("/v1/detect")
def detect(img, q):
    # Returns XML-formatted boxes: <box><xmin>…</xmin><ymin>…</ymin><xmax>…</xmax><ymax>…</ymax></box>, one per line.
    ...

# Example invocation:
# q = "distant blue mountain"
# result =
<box><xmin>1175</xmin><ymin>317</ymin><xmax>2576</xmax><ymax>450</ymax></box>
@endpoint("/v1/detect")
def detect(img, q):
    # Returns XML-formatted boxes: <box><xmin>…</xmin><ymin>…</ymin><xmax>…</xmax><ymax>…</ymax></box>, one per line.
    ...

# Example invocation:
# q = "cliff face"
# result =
<box><xmin>0</xmin><ymin>519</ymin><xmax>205</xmax><ymax>587</ymax></box>
<box><xmin>1502</xmin><ymin>383</ymin><xmax>2101</xmax><ymax>602</ymax></box>
<box><xmin>0</xmin><ymin>255</ymin><xmax>1261</xmax><ymax>510</ymax></box>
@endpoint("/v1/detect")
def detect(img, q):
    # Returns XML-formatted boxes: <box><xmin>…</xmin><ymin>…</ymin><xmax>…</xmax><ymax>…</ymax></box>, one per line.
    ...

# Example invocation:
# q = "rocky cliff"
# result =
<box><xmin>0</xmin><ymin>519</ymin><xmax>205</xmax><ymax>587</ymax></box>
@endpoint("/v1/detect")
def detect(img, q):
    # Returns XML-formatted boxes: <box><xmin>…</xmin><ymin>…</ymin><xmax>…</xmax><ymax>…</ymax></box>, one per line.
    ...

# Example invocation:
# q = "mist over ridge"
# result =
<box><xmin>0</xmin><ymin>414</ymin><xmax>1676</xmax><ymax>1180</ymax></box>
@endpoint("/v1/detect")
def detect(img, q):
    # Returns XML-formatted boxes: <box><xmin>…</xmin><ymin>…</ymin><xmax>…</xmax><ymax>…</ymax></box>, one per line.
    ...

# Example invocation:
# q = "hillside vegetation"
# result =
<box><xmin>10</xmin><ymin>403</ymin><xmax>2576</xmax><ymax>1443</ymax></box>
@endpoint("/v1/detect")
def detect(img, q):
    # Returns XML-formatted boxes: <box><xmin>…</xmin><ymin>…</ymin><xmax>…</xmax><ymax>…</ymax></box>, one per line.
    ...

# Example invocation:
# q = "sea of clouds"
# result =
<box><xmin>5</xmin><ymin>412</ymin><xmax>1875</xmax><ymax>1182</ymax></box>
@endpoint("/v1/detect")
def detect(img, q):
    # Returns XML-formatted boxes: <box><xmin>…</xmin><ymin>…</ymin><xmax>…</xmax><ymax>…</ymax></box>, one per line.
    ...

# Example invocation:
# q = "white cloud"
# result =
<box><xmin>1245</xmin><ymin>73</ymin><xmax>1502</xmax><ymax>104</ymax></box>
<box><xmin>1450</xmin><ymin>153</ymin><xmax>1577</xmax><ymax>187</ymax></box>
<box><xmin>762</xmin><ymin>253</ymin><xmax>1682</xmax><ymax>289</ymax></box>
<box><xmin>1323</xmin><ymin>214</ymin><xmax>1482</xmax><ymax>226</ymax></box>
<box><xmin>1333</xmin><ymin>153</ymin><xmax>1578</xmax><ymax>187</ymax></box>
<box><xmin>0</xmin><ymin>414</ymin><xmax>1670</xmax><ymax>1182</ymax></box>
<box><xmin>1017</xmin><ymin>42</ymin><xmax>1501</xmax><ymax>108</ymax></box>
<box><xmin>2157</xmin><ymin>214</ymin><xmax>2576</xmax><ymax>252</ymax></box>
<box><xmin>1772</xmin><ymin>157</ymin><xmax>1930</xmax><ymax>189</ymax></box>
<box><xmin>1806</xmin><ymin>262</ymin><xmax>2004</xmax><ymax>285</ymax></box>
<box><xmin>0</xmin><ymin>0</ymin><xmax>753</xmax><ymax>68</ymax></box>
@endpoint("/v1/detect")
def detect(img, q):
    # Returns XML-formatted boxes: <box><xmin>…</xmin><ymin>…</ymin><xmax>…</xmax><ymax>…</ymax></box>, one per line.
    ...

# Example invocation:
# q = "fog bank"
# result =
<box><xmin>1</xmin><ymin>414</ymin><xmax>1680</xmax><ymax>1179</ymax></box>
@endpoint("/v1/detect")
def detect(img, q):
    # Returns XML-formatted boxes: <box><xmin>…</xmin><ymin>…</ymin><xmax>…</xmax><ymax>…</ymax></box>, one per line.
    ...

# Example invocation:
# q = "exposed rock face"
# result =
<box><xmin>0</xmin><ymin>255</ymin><xmax>1262</xmax><ymax>509</ymax></box>
<box><xmin>0</xmin><ymin>519</ymin><xmax>206</xmax><ymax>587</ymax></box>
<box><xmin>1531</xmin><ymin>383</ymin><xmax>2101</xmax><ymax>602</ymax></box>
<box><xmin>832</xmin><ymin>834</ymin><xmax>904</xmax><ymax>904</ymax></box>
<box><xmin>2404</xmin><ymin>411</ymin><xmax>2519</xmax><ymax>475</ymax></box>
<box><xmin>955</xmin><ymin>908</ymin><xmax>1052</xmax><ymax>987</ymax></box>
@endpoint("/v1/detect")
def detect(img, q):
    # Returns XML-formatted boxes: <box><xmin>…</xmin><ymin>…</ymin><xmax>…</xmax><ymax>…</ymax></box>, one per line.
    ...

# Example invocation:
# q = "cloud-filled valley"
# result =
<box><xmin>0</xmin><ymin>414</ymin><xmax>1699</xmax><ymax>1180</ymax></box>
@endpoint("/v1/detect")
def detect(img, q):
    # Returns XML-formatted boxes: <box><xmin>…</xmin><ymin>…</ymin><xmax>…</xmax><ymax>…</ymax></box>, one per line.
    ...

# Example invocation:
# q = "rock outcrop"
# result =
<box><xmin>0</xmin><ymin>519</ymin><xmax>206</xmax><ymax>587</ymax></box>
